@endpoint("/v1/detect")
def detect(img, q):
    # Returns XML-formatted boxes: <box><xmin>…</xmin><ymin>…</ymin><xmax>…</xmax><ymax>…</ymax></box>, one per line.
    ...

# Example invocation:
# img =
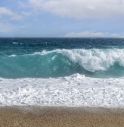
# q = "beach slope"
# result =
<box><xmin>0</xmin><ymin>107</ymin><xmax>124</xmax><ymax>127</ymax></box>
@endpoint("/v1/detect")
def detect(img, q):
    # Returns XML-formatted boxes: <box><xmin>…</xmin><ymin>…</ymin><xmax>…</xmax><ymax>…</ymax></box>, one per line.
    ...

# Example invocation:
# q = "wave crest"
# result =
<box><xmin>3</xmin><ymin>48</ymin><xmax>124</xmax><ymax>78</ymax></box>
<box><xmin>34</xmin><ymin>48</ymin><xmax>124</xmax><ymax>72</ymax></box>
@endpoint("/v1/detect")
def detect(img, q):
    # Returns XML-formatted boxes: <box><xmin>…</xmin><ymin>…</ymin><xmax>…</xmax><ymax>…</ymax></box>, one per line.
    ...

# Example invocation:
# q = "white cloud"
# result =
<box><xmin>0</xmin><ymin>7</ymin><xmax>24</xmax><ymax>33</ymax></box>
<box><xmin>65</xmin><ymin>31</ymin><xmax>124</xmax><ymax>38</ymax></box>
<box><xmin>0</xmin><ymin>7</ymin><xmax>23</xmax><ymax>20</ymax></box>
<box><xmin>0</xmin><ymin>6</ymin><xmax>25</xmax><ymax>33</ymax></box>
<box><xmin>28</xmin><ymin>0</ymin><xmax>124</xmax><ymax>19</ymax></box>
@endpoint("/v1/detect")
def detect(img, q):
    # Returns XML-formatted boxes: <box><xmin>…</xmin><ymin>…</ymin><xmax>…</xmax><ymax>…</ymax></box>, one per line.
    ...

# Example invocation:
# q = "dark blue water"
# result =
<box><xmin>1</xmin><ymin>38</ymin><xmax>124</xmax><ymax>78</ymax></box>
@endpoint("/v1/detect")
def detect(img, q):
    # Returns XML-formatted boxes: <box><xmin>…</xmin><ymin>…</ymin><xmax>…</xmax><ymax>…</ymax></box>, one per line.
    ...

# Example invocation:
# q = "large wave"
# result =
<box><xmin>1</xmin><ymin>48</ymin><xmax>124</xmax><ymax>78</ymax></box>
<box><xmin>37</xmin><ymin>48</ymin><xmax>124</xmax><ymax>72</ymax></box>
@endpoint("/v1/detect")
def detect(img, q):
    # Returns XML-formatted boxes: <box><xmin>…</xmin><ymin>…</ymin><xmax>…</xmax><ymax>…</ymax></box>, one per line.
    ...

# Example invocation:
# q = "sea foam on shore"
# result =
<box><xmin>0</xmin><ymin>74</ymin><xmax>124</xmax><ymax>107</ymax></box>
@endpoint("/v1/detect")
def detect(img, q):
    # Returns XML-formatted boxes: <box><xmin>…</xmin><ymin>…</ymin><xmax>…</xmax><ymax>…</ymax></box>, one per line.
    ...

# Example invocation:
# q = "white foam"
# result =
<box><xmin>49</xmin><ymin>48</ymin><xmax>124</xmax><ymax>72</ymax></box>
<box><xmin>0</xmin><ymin>74</ymin><xmax>124</xmax><ymax>107</ymax></box>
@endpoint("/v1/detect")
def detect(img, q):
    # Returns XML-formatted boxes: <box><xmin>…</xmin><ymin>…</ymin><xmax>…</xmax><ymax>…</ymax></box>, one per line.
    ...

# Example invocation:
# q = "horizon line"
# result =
<box><xmin>0</xmin><ymin>37</ymin><xmax>124</xmax><ymax>39</ymax></box>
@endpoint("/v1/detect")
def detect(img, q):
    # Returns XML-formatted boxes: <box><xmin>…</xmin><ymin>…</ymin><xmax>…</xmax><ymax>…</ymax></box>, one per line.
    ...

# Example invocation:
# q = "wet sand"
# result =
<box><xmin>0</xmin><ymin>106</ymin><xmax>124</xmax><ymax>127</ymax></box>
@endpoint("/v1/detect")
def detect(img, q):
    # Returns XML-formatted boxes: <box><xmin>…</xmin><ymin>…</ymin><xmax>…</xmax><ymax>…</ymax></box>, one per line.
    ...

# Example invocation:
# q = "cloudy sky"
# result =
<box><xmin>0</xmin><ymin>0</ymin><xmax>124</xmax><ymax>37</ymax></box>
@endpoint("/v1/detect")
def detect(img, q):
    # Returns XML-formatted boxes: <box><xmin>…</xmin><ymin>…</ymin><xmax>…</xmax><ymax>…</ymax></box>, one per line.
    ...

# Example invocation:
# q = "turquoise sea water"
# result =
<box><xmin>1</xmin><ymin>38</ymin><xmax>124</xmax><ymax>78</ymax></box>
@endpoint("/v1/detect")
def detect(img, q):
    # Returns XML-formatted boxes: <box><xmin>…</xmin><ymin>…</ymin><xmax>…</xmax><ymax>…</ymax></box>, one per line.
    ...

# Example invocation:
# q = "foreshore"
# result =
<box><xmin>0</xmin><ymin>106</ymin><xmax>124</xmax><ymax>127</ymax></box>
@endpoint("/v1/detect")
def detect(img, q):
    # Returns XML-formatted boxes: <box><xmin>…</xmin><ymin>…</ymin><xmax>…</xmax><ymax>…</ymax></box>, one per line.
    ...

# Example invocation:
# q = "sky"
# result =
<box><xmin>0</xmin><ymin>0</ymin><xmax>124</xmax><ymax>37</ymax></box>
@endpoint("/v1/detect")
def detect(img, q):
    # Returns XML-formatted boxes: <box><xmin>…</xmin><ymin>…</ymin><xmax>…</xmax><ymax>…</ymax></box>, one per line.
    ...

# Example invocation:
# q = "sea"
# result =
<box><xmin>0</xmin><ymin>38</ymin><xmax>124</xmax><ymax>107</ymax></box>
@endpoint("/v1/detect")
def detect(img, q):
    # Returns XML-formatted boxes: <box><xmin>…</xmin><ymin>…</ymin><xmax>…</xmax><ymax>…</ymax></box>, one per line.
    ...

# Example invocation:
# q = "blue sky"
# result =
<box><xmin>0</xmin><ymin>0</ymin><xmax>124</xmax><ymax>37</ymax></box>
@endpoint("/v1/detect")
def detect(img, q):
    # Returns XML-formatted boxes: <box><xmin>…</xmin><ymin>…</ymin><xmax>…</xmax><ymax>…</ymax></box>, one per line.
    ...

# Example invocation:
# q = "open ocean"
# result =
<box><xmin>1</xmin><ymin>38</ymin><xmax>124</xmax><ymax>107</ymax></box>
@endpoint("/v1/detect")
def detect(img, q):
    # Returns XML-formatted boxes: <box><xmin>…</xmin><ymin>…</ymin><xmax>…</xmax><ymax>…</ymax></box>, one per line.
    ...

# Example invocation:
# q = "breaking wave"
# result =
<box><xmin>1</xmin><ymin>48</ymin><xmax>124</xmax><ymax>78</ymax></box>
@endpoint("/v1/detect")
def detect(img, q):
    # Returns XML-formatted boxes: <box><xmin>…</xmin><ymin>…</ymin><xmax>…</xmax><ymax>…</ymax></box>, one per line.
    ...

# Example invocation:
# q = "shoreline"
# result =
<box><xmin>0</xmin><ymin>106</ymin><xmax>124</xmax><ymax>127</ymax></box>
